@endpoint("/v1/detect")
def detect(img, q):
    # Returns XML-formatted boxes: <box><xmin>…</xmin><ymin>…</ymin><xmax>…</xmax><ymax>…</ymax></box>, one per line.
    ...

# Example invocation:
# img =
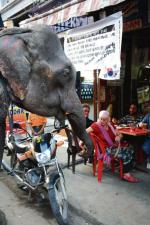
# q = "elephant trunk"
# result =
<box><xmin>67</xmin><ymin>113</ymin><xmax>94</xmax><ymax>158</ymax></box>
<box><xmin>60</xmin><ymin>89</ymin><xmax>94</xmax><ymax>157</ymax></box>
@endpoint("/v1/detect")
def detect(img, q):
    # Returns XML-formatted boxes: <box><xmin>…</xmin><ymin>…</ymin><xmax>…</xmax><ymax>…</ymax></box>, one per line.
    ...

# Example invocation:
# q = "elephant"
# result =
<box><xmin>0</xmin><ymin>25</ymin><xmax>93</xmax><ymax>168</ymax></box>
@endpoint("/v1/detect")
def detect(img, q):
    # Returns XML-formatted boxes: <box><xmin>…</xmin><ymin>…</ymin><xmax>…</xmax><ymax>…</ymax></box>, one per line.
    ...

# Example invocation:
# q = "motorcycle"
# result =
<box><xmin>2</xmin><ymin>123</ymin><xmax>68</xmax><ymax>225</ymax></box>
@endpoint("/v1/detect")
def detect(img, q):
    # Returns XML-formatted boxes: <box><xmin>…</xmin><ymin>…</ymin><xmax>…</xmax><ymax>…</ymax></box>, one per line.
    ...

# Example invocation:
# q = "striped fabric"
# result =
<box><xmin>120</xmin><ymin>114</ymin><xmax>144</xmax><ymax>125</ymax></box>
<box><xmin>20</xmin><ymin>0</ymin><xmax>125</xmax><ymax>27</ymax></box>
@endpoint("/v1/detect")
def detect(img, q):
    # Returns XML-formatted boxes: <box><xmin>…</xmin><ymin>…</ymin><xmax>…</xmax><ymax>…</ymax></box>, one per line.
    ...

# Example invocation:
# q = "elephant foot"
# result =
<box><xmin>0</xmin><ymin>210</ymin><xmax>7</xmax><ymax>225</ymax></box>
<box><xmin>78</xmin><ymin>149</ymin><xmax>93</xmax><ymax>163</ymax></box>
<box><xmin>88</xmin><ymin>156</ymin><xmax>93</xmax><ymax>164</ymax></box>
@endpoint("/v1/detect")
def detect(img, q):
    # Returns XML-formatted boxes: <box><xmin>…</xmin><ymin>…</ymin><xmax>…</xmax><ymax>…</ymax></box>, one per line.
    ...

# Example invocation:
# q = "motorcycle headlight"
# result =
<box><xmin>50</xmin><ymin>138</ymin><xmax>56</xmax><ymax>156</ymax></box>
<box><xmin>35</xmin><ymin>149</ymin><xmax>51</xmax><ymax>164</ymax></box>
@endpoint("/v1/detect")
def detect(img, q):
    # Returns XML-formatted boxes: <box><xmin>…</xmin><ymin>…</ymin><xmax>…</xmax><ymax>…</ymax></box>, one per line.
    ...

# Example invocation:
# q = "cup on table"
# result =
<box><xmin>142</xmin><ymin>123</ymin><xmax>147</xmax><ymax>129</ymax></box>
<box><xmin>129</xmin><ymin>123</ymin><xmax>136</xmax><ymax>132</ymax></box>
<box><xmin>139</xmin><ymin>122</ymin><xmax>147</xmax><ymax>129</ymax></box>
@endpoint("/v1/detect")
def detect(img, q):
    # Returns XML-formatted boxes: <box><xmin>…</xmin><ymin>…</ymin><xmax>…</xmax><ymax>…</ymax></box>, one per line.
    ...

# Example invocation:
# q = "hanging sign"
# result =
<box><xmin>52</xmin><ymin>16</ymin><xmax>93</xmax><ymax>33</ymax></box>
<box><xmin>64</xmin><ymin>12</ymin><xmax>122</xmax><ymax>80</ymax></box>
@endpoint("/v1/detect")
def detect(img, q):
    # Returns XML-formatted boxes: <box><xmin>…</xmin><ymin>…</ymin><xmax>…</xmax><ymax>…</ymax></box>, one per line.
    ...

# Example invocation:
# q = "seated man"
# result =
<box><xmin>111</xmin><ymin>114</ymin><xmax>119</xmax><ymax>128</ymax></box>
<box><xmin>83</xmin><ymin>104</ymin><xmax>94</xmax><ymax>128</ymax></box>
<box><xmin>138</xmin><ymin>112</ymin><xmax>150</xmax><ymax>169</ymax></box>
<box><xmin>78</xmin><ymin>104</ymin><xmax>94</xmax><ymax>158</ymax></box>
<box><xmin>120</xmin><ymin>103</ymin><xmax>143</xmax><ymax>125</ymax></box>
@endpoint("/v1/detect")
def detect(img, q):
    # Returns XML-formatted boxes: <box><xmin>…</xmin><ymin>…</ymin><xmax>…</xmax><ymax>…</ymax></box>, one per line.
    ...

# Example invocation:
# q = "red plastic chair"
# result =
<box><xmin>90</xmin><ymin>133</ymin><xmax>105</xmax><ymax>182</ymax></box>
<box><xmin>111</xmin><ymin>154</ymin><xmax>124</xmax><ymax>179</ymax></box>
<box><xmin>90</xmin><ymin>133</ymin><xmax>123</xmax><ymax>183</ymax></box>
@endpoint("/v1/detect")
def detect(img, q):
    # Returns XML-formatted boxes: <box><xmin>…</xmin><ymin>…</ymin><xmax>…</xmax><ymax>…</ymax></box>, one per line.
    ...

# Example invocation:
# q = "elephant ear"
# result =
<box><xmin>0</xmin><ymin>28</ymin><xmax>33</xmax><ymax>101</ymax></box>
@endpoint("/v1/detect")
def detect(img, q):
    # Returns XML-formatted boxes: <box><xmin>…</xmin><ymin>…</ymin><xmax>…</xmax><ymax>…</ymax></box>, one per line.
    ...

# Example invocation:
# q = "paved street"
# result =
<box><xmin>1</xmin><ymin>145</ymin><xmax>150</xmax><ymax>225</ymax></box>
<box><xmin>0</xmin><ymin>120</ymin><xmax>150</xmax><ymax>225</ymax></box>
<box><xmin>0</xmin><ymin>171</ymin><xmax>94</xmax><ymax>225</ymax></box>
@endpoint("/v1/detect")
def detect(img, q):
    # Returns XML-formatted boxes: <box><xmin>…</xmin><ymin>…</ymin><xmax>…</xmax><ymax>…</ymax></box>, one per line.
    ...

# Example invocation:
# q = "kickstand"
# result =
<box><xmin>7</xmin><ymin>170</ymin><xmax>14</xmax><ymax>176</ymax></box>
<box><xmin>28</xmin><ymin>190</ymin><xmax>33</xmax><ymax>202</ymax></box>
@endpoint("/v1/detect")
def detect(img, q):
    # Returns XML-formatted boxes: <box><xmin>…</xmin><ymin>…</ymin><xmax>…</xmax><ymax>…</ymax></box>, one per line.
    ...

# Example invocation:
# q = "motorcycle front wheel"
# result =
<box><xmin>48</xmin><ymin>173</ymin><xmax>68</xmax><ymax>225</ymax></box>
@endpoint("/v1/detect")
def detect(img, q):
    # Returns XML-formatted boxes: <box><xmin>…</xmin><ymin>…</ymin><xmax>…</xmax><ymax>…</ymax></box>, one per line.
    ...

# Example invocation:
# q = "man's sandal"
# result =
<box><xmin>123</xmin><ymin>174</ymin><xmax>140</xmax><ymax>183</ymax></box>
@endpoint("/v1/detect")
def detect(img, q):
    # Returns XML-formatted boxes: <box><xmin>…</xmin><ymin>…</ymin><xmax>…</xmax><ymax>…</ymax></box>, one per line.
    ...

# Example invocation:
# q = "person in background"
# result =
<box><xmin>138</xmin><ymin>112</ymin><xmax>150</xmax><ymax>169</ymax></box>
<box><xmin>111</xmin><ymin>114</ymin><xmax>119</xmax><ymax>128</ymax></box>
<box><xmin>119</xmin><ymin>103</ymin><xmax>143</xmax><ymax>125</ymax></box>
<box><xmin>86</xmin><ymin>110</ymin><xmax>139</xmax><ymax>182</ymax></box>
<box><xmin>78</xmin><ymin>104</ymin><xmax>94</xmax><ymax>158</ymax></box>
<box><xmin>28</xmin><ymin>113</ymin><xmax>47</xmax><ymax>136</ymax></box>
<box><xmin>83</xmin><ymin>104</ymin><xmax>94</xmax><ymax>128</ymax></box>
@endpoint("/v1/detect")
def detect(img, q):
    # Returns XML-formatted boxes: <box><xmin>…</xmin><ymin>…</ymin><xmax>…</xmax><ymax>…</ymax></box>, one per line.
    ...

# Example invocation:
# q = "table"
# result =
<box><xmin>117</xmin><ymin>127</ymin><xmax>150</xmax><ymax>172</ymax></box>
<box><xmin>117</xmin><ymin>127</ymin><xmax>150</xmax><ymax>136</ymax></box>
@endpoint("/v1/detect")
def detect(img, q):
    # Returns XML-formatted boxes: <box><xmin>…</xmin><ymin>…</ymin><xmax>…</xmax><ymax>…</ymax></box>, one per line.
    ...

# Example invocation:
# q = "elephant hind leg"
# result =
<box><xmin>0</xmin><ymin>119</ymin><xmax>6</xmax><ymax>169</ymax></box>
<box><xmin>0</xmin><ymin>80</ymin><xmax>10</xmax><ymax>169</ymax></box>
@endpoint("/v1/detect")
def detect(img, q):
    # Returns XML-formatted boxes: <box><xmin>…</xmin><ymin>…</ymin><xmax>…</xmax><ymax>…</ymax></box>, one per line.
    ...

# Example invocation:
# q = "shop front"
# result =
<box><xmin>131</xmin><ymin>28</ymin><xmax>150</xmax><ymax>115</ymax></box>
<box><xmin>105</xmin><ymin>0</ymin><xmax>150</xmax><ymax>117</ymax></box>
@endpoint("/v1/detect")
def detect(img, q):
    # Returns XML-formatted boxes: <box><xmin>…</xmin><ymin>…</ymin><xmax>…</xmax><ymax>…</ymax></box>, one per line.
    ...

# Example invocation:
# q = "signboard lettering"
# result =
<box><xmin>52</xmin><ymin>16</ymin><xmax>93</xmax><ymax>33</ymax></box>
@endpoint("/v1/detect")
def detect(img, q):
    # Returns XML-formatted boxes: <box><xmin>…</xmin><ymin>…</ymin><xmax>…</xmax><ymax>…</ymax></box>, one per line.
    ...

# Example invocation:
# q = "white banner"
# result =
<box><xmin>64</xmin><ymin>12</ymin><xmax>122</xmax><ymax>80</ymax></box>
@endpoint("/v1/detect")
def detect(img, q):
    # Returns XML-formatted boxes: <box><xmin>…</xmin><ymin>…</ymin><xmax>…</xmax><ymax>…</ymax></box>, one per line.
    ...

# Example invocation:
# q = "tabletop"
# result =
<box><xmin>117</xmin><ymin>127</ymin><xmax>150</xmax><ymax>136</ymax></box>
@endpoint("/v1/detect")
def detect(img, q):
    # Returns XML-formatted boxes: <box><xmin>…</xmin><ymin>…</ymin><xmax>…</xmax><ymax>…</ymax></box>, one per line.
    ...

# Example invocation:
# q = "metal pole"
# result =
<box><xmin>93</xmin><ymin>70</ymin><xmax>97</xmax><ymax>121</ymax></box>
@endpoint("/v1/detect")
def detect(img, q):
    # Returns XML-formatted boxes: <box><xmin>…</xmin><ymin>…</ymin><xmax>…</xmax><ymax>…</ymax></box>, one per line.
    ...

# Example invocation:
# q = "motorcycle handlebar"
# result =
<box><xmin>16</xmin><ymin>137</ymin><xmax>32</xmax><ymax>143</ymax></box>
<box><xmin>11</xmin><ymin>123</ymin><xmax>32</xmax><ymax>139</ymax></box>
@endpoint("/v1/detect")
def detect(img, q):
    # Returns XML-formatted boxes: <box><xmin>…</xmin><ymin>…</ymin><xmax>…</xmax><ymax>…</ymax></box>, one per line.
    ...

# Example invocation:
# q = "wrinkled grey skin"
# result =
<box><xmin>0</xmin><ymin>25</ymin><xmax>93</xmax><ymax>167</ymax></box>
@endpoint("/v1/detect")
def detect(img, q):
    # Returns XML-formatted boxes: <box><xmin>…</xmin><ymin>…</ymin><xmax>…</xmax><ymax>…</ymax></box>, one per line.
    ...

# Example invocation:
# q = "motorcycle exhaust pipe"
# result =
<box><xmin>2</xmin><ymin>160</ymin><xmax>36</xmax><ymax>191</ymax></box>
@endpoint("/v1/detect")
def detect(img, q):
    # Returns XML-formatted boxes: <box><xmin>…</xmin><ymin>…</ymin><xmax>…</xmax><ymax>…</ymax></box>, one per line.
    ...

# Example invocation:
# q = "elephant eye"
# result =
<box><xmin>54</xmin><ymin>64</ymin><xmax>73</xmax><ymax>87</ymax></box>
<box><xmin>63</xmin><ymin>68</ymin><xmax>70</xmax><ymax>77</ymax></box>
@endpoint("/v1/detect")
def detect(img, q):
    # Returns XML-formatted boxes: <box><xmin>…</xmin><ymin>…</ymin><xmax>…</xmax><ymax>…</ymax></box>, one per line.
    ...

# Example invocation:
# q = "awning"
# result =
<box><xmin>20</xmin><ymin>0</ymin><xmax>125</xmax><ymax>27</ymax></box>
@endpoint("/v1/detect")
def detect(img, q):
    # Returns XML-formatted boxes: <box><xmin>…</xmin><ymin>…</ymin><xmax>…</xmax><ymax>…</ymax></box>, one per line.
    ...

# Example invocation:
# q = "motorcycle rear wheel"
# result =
<box><xmin>48</xmin><ymin>173</ymin><xmax>68</xmax><ymax>225</ymax></box>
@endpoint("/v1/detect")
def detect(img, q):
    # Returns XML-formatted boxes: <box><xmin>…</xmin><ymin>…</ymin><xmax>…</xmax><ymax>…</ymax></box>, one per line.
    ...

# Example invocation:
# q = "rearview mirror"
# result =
<box><xmin>54</xmin><ymin>118</ymin><xmax>68</xmax><ymax>130</ymax></box>
<box><xmin>54</xmin><ymin>118</ymin><xmax>63</xmax><ymax>130</ymax></box>
<box><xmin>13</xmin><ymin>123</ymin><xmax>21</xmax><ymax>129</ymax></box>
